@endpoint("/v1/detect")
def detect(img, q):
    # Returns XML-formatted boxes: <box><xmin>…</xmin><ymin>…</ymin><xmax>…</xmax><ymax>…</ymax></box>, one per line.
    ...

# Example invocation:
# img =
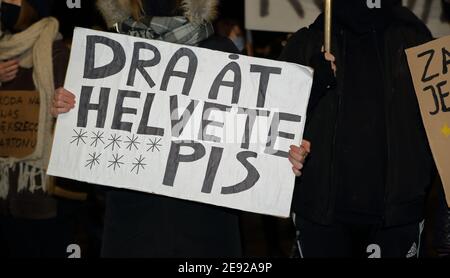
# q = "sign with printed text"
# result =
<box><xmin>47</xmin><ymin>28</ymin><xmax>313</xmax><ymax>217</ymax></box>
<box><xmin>245</xmin><ymin>0</ymin><xmax>450</xmax><ymax>38</ymax></box>
<box><xmin>406</xmin><ymin>35</ymin><xmax>450</xmax><ymax>205</ymax></box>
<box><xmin>0</xmin><ymin>90</ymin><xmax>39</xmax><ymax>158</ymax></box>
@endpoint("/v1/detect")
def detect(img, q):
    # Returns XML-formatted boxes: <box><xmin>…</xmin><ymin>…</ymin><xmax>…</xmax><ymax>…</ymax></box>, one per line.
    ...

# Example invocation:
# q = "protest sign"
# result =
<box><xmin>0</xmin><ymin>90</ymin><xmax>39</xmax><ymax>158</ymax></box>
<box><xmin>47</xmin><ymin>28</ymin><xmax>313</xmax><ymax>217</ymax></box>
<box><xmin>406</xmin><ymin>35</ymin><xmax>450</xmax><ymax>205</ymax></box>
<box><xmin>245</xmin><ymin>0</ymin><xmax>450</xmax><ymax>38</ymax></box>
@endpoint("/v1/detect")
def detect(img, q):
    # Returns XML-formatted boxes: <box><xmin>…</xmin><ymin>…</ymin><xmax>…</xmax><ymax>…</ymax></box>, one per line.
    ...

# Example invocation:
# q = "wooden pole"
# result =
<box><xmin>324</xmin><ymin>0</ymin><xmax>333</xmax><ymax>53</ymax></box>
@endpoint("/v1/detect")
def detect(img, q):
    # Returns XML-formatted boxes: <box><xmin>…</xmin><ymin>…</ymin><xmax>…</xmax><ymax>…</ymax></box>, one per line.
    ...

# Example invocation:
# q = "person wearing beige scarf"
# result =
<box><xmin>0</xmin><ymin>17</ymin><xmax>59</xmax><ymax>199</ymax></box>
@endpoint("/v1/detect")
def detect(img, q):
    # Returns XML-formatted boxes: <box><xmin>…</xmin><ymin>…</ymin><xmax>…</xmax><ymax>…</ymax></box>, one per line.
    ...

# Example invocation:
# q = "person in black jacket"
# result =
<box><xmin>51</xmin><ymin>0</ymin><xmax>242</xmax><ymax>258</ymax></box>
<box><xmin>284</xmin><ymin>0</ymin><xmax>435</xmax><ymax>257</ymax></box>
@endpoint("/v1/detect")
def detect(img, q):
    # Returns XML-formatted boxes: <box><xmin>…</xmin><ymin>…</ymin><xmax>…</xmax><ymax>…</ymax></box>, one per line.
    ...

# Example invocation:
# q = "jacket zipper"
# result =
<box><xmin>326</xmin><ymin>29</ymin><xmax>346</xmax><ymax>221</ymax></box>
<box><xmin>373</xmin><ymin>28</ymin><xmax>392</xmax><ymax>226</ymax></box>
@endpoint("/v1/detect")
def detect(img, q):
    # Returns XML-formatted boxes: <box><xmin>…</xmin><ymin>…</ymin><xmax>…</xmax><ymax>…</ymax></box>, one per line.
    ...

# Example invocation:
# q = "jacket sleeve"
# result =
<box><xmin>279</xmin><ymin>28</ymin><xmax>312</xmax><ymax>66</ymax></box>
<box><xmin>279</xmin><ymin>28</ymin><xmax>331</xmax><ymax>119</ymax></box>
<box><xmin>52</xmin><ymin>40</ymin><xmax>70</xmax><ymax>89</ymax></box>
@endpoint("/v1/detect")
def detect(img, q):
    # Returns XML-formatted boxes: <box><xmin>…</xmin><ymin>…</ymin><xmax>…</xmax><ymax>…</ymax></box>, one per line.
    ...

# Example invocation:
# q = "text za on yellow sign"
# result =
<box><xmin>0</xmin><ymin>90</ymin><xmax>39</xmax><ymax>158</ymax></box>
<box><xmin>406</xmin><ymin>35</ymin><xmax>450</xmax><ymax>205</ymax></box>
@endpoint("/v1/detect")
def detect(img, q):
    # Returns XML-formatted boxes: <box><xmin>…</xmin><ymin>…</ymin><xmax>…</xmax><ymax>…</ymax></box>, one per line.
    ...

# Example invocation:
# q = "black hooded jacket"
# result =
<box><xmin>280</xmin><ymin>3</ymin><xmax>435</xmax><ymax>227</ymax></box>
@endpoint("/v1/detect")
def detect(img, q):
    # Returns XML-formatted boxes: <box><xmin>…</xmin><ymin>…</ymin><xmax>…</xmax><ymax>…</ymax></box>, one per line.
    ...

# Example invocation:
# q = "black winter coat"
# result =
<box><xmin>280</xmin><ymin>7</ymin><xmax>435</xmax><ymax>227</ymax></box>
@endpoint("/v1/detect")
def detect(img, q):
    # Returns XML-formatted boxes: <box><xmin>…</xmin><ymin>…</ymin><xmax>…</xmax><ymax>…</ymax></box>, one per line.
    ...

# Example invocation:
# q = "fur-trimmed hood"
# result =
<box><xmin>97</xmin><ymin>0</ymin><xmax>218</xmax><ymax>28</ymax></box>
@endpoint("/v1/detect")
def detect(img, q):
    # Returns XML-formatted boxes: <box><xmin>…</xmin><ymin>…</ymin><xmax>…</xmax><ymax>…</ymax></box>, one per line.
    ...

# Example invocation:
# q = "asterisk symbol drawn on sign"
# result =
<box><xmin>146</xmin><ymin>137</ymin><xmax>162</xmax><ymax>152</ymax></box>
<box><xmin>131</xmin><ymin>155</ymin><xmax>146</xmax><ymax>175</ymax></box>
<box><xmin>85</xmin><ymin>152</ymin><xmax>101</xmax><ymax>170</ymax></box>
<box><xmin>70</xmin><ymin>129</ymin><xmax>88</xmax><ymax>146</ymax></box>
<box><xmin>90</xmin><ymin>131</ymin><xmax>105</xmax><ymax>147</ymax></box>
<box><xmin>107</xmin><ymin>153</ymin><xmax>125</xmax><ymax>171</ymax></box>
<box><xmin>104</xmin><ymin>134</ymin><xmax>122</xmax><ymax>151</ymax></box>
<box><xmin>125</xmin><ymin>134</ymin><xmax>141</xmax><ymax>151</ymax></box>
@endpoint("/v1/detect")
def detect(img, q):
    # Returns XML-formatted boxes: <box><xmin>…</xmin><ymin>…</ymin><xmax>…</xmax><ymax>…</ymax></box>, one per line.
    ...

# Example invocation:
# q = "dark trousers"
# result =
<box><xmin>294</xmin><ymin>217</ymin><xmax>423</xmax><ymax>258</ymax></box>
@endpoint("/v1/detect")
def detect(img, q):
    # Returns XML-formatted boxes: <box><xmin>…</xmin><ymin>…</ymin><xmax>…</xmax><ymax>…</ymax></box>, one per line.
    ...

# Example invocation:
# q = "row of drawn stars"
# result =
<box><xmin>71</xmin><ymin>129</ymin><xmax>162</xmax><ymax>152</ymax></box>
<box><xmin>85</xmin><ymin>153</ymin><xmax>148</xmax><ymax>174</ymax></box>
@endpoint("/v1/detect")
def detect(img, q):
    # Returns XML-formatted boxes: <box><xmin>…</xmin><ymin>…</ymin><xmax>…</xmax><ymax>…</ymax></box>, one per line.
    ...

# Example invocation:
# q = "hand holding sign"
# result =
<box><xmin>324</xmin><ymin>50</ymin><xmax>337</xmax><ymax>76</ymax></box>
<box><xmin>289</xmin><ymin>139</ymin><xmax>311</xmax><ymax>177</ymax></box>
<box><xmin>51</xmin><ymin>87</ymin><xmax>76</xmax><ymax>117</ymax></box>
